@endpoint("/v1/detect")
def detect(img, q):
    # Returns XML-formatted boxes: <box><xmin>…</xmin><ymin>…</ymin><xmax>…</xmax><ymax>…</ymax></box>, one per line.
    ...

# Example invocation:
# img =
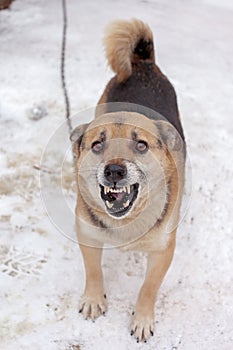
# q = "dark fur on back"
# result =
<box><xmin>99</xmin><ymin>61</ymin><xmax>184</xmax><ymax>141</ymax></box>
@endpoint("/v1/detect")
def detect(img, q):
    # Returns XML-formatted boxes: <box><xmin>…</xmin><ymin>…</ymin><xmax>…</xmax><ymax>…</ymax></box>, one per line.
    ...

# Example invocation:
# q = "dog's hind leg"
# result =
<box><xmin>130</xmin><ymin>234</ymin><xmax>176</xmax><ymax>342</ymax></box>
<box><xmin>78</xmin><ymin>240</ymin><xmax>107</xmax><ymax>321</ymax></box>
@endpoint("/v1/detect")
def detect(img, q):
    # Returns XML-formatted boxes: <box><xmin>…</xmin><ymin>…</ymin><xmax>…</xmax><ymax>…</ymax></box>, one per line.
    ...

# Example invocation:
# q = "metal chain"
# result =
<box><xmin>61</xmin><ymin>0</ymin><xmax>73</xmax><ymax>137</ymax></box>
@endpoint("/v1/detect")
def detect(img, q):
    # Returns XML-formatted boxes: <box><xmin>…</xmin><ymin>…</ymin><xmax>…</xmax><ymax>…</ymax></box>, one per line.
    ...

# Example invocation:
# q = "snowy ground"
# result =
<box><xmin>0</xmin><ymin>0</ymin><xmax>233</xmax><ymax>349</ymax></box>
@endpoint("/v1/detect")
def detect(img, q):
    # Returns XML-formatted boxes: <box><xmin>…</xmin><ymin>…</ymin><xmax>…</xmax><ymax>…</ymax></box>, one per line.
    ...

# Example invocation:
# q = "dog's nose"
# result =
<box><xmin>104</xmin><ymin>164</ymin><xmax>127</xmax><ymax>183</ymax></box>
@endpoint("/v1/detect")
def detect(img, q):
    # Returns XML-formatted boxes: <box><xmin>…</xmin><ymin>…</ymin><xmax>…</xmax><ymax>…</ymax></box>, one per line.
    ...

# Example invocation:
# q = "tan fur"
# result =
<box><xmin>72</xmin><ymin>19</ymin><xmax>185</xmax><ymax>343</ymax></box>
<box><xmin>104</xmin><ymin>18</ymin><xmax>154</xmax><ymax>81</ymax></box>
<box><xmin>74</xmin><ymin>112</ymin><xmax>185</xmax><ymax>342</ymax></box>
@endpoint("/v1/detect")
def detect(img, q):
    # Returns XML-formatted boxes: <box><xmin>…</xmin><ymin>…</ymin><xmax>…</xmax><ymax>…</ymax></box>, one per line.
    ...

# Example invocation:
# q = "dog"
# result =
<box><xmin>71</xmin><ymin>19</ymin><xmax>186</xmax><ymax>342</ymax></box>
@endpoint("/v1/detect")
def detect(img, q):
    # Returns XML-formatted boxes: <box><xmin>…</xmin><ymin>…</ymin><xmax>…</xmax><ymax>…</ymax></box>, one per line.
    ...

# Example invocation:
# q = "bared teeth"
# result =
<box><xmin>109</xmin><ymin>187</ymin><xmax>124</xmax><ymax>193</ymax></box>
<box><xmin>123</xmin><ymin>200</ymin><xmax>130</xmax><ymax>208</ymax></box>
<box><xmin>104</xmin><ymin>186</ymin><xmax>131</xmax><ymax>194</ymax></box>
<box><xmin>106</xmin><ymin>200</ymin><xmax>113</xmax><ymax>209</ymax></box>
<box><xmin>104</xmin><ymin>187</ymin><xmax>110</xmax><ymax>194</ymax></box>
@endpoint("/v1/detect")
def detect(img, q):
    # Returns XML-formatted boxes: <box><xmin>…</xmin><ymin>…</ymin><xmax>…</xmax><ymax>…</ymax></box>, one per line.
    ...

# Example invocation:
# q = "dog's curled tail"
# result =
<box><xmin>104</xmin><ymin>18</ymin><xmax>155</xmax><ymax>82</ymax></box>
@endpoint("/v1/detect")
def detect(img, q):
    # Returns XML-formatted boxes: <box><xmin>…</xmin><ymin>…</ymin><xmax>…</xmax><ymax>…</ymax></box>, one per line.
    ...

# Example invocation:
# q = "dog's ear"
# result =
<box><xmin>155</xmin><ymin>120</ymin><xmax>183</xmax><ymax>152</ymax></box>
<box><xmin>70</xmin><ymin>123</ymin><xmax>89</xmax><ymax>158</ymax></box>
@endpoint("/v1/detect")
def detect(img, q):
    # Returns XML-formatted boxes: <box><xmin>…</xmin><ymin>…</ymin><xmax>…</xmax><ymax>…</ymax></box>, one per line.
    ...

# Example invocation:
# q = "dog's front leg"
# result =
<box><xmin>130</xmin><ymin>237</ymin><xmax>176</xmax><ymax>342</ymax></box>
<box><xmin>78</xmin><ymin>238</ymin><xmax>107</xmax><ymax>321</ymax></box>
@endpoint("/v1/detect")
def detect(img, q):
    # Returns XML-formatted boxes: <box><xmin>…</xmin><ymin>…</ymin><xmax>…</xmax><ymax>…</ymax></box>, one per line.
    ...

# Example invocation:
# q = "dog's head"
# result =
<box><xmin>71</xmin><ymin>112</ymin><xmax>183</xmax><ymax>221</ymax></box>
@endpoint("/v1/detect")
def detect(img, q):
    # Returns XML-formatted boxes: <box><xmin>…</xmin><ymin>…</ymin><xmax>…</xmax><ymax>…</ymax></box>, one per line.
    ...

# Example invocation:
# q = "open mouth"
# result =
<box><xmin>100</xmin><ymin>183</ymin><xmax>139</xmax><ymax>218</ymax></box>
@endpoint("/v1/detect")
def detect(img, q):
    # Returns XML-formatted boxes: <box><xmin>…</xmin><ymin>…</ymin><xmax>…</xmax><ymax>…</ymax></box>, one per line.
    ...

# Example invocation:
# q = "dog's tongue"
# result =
<box><xmin>111</xmin><ymin>192</ymin><xmax>125</xmax><ymax>202</ymax></box>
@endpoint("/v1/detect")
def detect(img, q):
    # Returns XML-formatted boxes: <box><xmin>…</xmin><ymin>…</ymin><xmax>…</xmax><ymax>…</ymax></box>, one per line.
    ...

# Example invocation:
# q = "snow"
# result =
<box><xmin>0</xmin><ymin>0</ymin><xmax>233</xmax><ymax>349</ymax></box>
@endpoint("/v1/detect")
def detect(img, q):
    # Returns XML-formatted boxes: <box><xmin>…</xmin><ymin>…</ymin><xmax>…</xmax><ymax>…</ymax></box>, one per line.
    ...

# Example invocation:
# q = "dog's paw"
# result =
<box><xmin>79</xmin><ymin>293</ymin><xmax>107</xmax><ymax>321</ymax></box>
<box><xmin>130</xmin><ymin>310</ymin><xmax>154</xmax><ymax>343</ymax></box>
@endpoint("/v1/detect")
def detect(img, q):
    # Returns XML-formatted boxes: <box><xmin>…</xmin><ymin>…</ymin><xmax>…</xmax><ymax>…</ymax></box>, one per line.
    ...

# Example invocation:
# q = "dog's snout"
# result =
<box><xmin>104</xmin><ymin>164</ymin><xmax>127</xmax><ymax>183</ymax></box>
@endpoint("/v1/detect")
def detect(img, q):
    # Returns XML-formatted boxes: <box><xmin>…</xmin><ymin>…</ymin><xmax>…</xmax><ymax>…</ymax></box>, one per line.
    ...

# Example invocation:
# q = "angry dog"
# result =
<box><xmin>71</xmin><ymin>19</ymin><xmax>186</xmax><ymax>343</ymax></box>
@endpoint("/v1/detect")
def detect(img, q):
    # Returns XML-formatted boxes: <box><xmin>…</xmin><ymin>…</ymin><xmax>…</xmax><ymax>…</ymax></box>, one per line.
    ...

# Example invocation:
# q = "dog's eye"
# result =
<box><xmin>92</xmin><ymin>141</ymin><xmax>104</xmax><ymax>153</ymax></box>
<box><xmin>135</xmin><ymin>140</ymin><xmax>148</xmax><ymax>153</ymax></box>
